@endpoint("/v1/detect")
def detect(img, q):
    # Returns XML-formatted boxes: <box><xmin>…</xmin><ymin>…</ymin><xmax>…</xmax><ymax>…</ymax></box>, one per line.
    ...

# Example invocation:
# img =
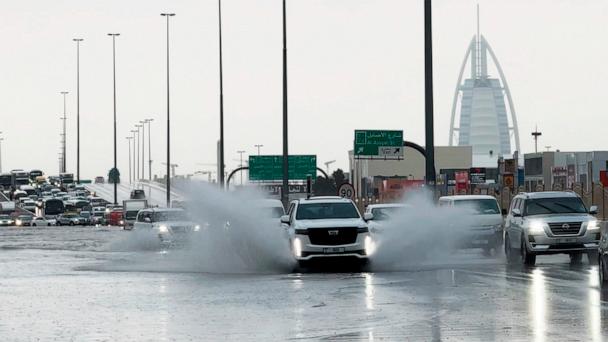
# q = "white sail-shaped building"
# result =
<box><xmin>449</xmin><ymin>17</ymin><xmax>520</xmax><ymax>167</ymax></box>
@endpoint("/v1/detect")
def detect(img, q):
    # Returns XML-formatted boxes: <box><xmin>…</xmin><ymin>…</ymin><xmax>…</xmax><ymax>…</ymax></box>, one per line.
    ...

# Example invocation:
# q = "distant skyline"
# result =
<box><xmin>0</xmin><ymin>0</ymin><xmax>606</xmax><ymax>179</ymax></box>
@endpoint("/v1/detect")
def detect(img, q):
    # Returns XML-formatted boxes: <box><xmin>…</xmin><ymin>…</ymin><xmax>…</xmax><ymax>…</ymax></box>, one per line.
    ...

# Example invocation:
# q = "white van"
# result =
<box><xmin>438</xmin><ymin>195</ymin><xmax>504</xmax><ymax>255</ymax></box>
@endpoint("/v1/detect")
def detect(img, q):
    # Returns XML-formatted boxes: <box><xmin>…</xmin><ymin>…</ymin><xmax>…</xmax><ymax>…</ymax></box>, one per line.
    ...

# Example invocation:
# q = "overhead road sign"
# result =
<box><xmin>354</xmin><ymin>130</ymin><xmax>404</xmax><ymax>159</ymax></box>
<box><xmin>249</xmin><ymin>155</ymin><xmax>316</xmax><ymax>181</ymax></box>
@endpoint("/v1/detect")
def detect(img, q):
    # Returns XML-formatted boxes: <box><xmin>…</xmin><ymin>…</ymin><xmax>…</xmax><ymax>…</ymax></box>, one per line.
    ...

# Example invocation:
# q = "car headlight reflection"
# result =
<box><xmin>364</xmin><ymin>235</ymin><xmax>376</xmax><ymax>256</ymax></box>
<box><xmin>587</xmin><ymin>220</ymin><xmax>600</xmax><ymax>231</ymax></box>
<box><xmin>528</xmin><ymin>221</ymin><xmax>546</xmax><ymax>235</ymax></box>
<box><xmin>293</xmin><ymin>238</ymin><xmax>302</xmax><ymax>258</ymax></box>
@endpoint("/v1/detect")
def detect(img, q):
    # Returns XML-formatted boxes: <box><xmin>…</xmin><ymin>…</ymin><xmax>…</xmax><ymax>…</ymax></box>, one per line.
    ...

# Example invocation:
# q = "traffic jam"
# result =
<box><xmin>1</xmin><ymin>168</ymin><xmax>607</xmax><ymax>279</ymax></box>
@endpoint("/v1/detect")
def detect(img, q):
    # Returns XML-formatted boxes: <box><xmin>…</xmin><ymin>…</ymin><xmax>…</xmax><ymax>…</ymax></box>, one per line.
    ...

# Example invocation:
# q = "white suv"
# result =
<box><xmin>281</xmin><ymin>196</ymin><xmax>374</xmax><ymax>266</ymax></box>
<box><xmin>134</xmin><ymin>208</ymin><xmax>200</xmax><ymax>244</ymax></box>
<box><xmin>504</xmin><ymin>191</ymin><xmax>599</xmax><ymax>265</ymax></box>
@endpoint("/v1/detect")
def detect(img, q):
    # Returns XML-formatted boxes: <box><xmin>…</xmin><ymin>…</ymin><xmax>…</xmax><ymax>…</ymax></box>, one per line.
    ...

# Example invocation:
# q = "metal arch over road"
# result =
<box><xmin>226</xmin><ymin>166</ymin><xmax>329</xmax><ymax>190</ymax></box>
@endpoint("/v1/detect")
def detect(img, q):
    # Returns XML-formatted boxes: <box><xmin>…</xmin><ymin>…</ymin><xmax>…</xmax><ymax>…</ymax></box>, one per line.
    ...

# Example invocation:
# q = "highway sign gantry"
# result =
<box><xmin>354</xmin><ymin>130</ymin><xmax>404</xmax><ymax>158</ymax></box>
<box><xmin>249</xmin><ymin>155</ymin><xmax>316</xmax><ymax>181</ymax></box>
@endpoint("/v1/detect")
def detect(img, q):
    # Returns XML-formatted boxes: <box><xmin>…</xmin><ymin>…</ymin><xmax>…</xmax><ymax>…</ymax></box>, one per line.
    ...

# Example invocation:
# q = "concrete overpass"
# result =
<box><xmin>85</xmin><ymin>181</ymin><xmax>183</xmax><ymax>207</ymax></box>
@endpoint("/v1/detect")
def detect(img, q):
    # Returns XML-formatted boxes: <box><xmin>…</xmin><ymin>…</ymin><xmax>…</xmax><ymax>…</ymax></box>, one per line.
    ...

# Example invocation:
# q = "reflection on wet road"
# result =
<box><xmin>1</xmin><ymin>226</ymin><xmax>608</xmax><ymax>341</ymax></box>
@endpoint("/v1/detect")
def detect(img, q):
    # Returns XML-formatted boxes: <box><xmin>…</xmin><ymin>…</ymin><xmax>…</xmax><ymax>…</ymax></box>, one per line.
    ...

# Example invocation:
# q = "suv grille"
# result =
<box><xmin>308</xmin><ymin>228</ymin><xmax>358</xmax><ymax>245</ymax></box>
<box><xmin>548</xmin><ymin>222</ymin><xmax>582</xmax><ymax>236</ymax></box>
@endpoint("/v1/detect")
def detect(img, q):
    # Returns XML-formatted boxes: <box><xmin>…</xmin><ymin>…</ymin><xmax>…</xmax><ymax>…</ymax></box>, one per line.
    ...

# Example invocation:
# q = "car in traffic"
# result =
<box><xmin>134</xmin><ymin>208</ymin><xmax>200</xmax><ymax>244</ymax></box>
<box><xmin>364</xmin><ymin>203</ymin><xmax>410</xmax><ymax>234</ymax></box>
<box><xmin>438</xmin><ymin>195</ymin><xmax>504</xmax><ymax>255</ymax></box>
<box><xmin>21</xmin><ymin>200</ymin><xmax>37</xmax><ymax>212</ymax></box>
<box><xmin>79</xmin><ymin>211</ymin><xmax>92</xmax><ymax>225</ymax></box>
<box><xmin>106</xmin><ymin>208</ymin><xmax>124</xmax><ymax>226</ymax></box>
<box><xmin>31</xmin><ymin>216</ymin><xmax>52</xmax><ymax>226</ymax></box>
<box><xmin>130</xmin><ymin>189</ymin><xmax>146</xmax><ymax>200</ymax></box>
<box><xmin>15</xmin><ymin>215</ymin><xmax>33</xmax><ymax>227</ymax></box>
<box><xmin>94</xmin><ymin>176</ymin><xmax>105</xmax><ymax>184</ymax></box>
<box><xmin>56</xmin><ymin>213</ymin><xmax>87</xmax><ymax>226</ymax></box>
<box><xmin>281</xmin><ymin>196</ymin><xmax>374</xmax><ymax>267</ymax></box>
<box><xmin>504</xmin><ymin>191</ymin><xmax>599</xmax><ymax>266</ymax></box>
<box><xmin>0</xmin><ymin>215</ymin><xmax>15</xmax><ymax>226</ymax></box>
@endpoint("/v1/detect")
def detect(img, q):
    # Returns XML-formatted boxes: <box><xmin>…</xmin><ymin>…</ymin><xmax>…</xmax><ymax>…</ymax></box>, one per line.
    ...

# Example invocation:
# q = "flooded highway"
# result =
<box><xmin>0</xmin><ymin>226</ymin><xmax>607</xmax><ymax>341</ymax></box>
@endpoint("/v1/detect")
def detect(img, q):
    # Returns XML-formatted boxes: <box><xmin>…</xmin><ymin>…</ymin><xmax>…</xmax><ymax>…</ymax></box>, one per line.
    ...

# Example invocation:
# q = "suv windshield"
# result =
<box><xmin>153</xmin><ymin>211</ymin><xmax>189</xmax><ymax>222</ymax></box>
<box><xmin>525</xmin><ymin>197</ymin><xmax>587</xmax><ymax>216</ymax></box>
<box><xmin>296</xmin><ymin>202</ymin><xmax>360</xmax><ymax>220</ymax></box>
<box><xmin>371</xmin><ymin>207</ymin><xmax>402</xmax><ymax>221</ymax></box>
<box><xmin>454</xmin><ymin>199</ymin><xmax>500</xmax><ymax>215</ymax></box>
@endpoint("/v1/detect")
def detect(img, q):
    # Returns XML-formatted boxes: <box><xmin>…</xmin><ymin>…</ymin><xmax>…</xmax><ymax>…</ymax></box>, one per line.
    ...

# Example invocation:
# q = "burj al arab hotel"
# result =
<box><xmin>448</xmin><ymin>9</ymin><xmax>521</xmax><ymax>167</ymax></box>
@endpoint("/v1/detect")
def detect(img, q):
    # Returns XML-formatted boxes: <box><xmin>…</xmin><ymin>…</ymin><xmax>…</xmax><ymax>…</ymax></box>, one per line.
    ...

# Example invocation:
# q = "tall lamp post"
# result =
<box><xmin>217</xmin><ymin>0</ymin><xmax>225</xmax><ymax>188</ymax></box>
<box><xmin>135</xmin><ymin>124</ymin><xmax>142</xmax><ymax>181</ymax></box>
<box><xmin>254</xmin><ymin>144</ymin><xmax>263</xmax><ymax>156</ymax></box>
<box><xmin>237</xmin><ymin>150</ymin><xmax>246</xmax><ymax>185</ymax></box>
<box><xmin>131</xmin><ymin>130</ymin><xmax>137</xmax><ymax>183</ymax></box>
<box><xmin>60</xmin><ymin>91</ymin><xmax>69</xmax><ymax>173</ymax></box>
<box><xmin>139</xmin><ymin>120</ymin><xmax>147</xmax><ymax>179</ymax></box>
<box><xmin>0</xmin><ymin>136</ymin><xmax>4</xmax><ymax>173</ymax></box>
<box><xmin>73</xmin><ymin>38</ymin><xmax>83</xmax><ymax>183</ymax></box>
<box><xmin>108</xmin><ymin>33</ymin><xmax>120</xmax><ymax>205</ymax></box>
<box><xmin>281</xmin><ymin>0</ymin><xmax>289</xmax><ymax>207</ymax></box>
<box><xmin>126</xmin><ymin>136</ymin><xmax>133</xmax><ymax>183</ymax></box>
<box><xmin>161</xmin><ymin>12</ymin><xmax>175</xmax><ymax>206</ymax></box>
<box><xmin>424</xmin><ymin>0</ymin><xmax>436</xmax><ymax>187</ymax></box>
<box><xmin>144</xmin><ymin>118</ymin><xmax>154</xmax><ymax>180</ymax></box>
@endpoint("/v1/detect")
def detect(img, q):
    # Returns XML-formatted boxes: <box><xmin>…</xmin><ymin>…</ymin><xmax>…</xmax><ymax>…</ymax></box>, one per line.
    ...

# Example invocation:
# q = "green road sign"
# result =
<box><xmin>108</xmin><ymin>168</ymin><xmax>120</xmax><ymax>184</ymax></box>
<box><xmin>354</xmin><ymin>130</ymin><xmax>404</xmax><ymax>157</ymax></box>
<box><xmin>249</xmin><ymin>155</ymin><xmax>316</xmax><ymax>181</ymax></box>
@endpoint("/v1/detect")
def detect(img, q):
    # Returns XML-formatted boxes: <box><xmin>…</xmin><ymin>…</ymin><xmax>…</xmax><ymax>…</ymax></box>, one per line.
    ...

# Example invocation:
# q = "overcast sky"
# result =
<box><xmin>1</xmin><ymin>0</ymin><xmax>607</xmax><ymax>179</ymax></box>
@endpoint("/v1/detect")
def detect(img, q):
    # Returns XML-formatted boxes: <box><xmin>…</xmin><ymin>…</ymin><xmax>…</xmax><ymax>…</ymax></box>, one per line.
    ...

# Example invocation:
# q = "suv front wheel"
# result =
<box><xmin>521</xmin><ymin>236</ymin><xmax>536</xmax><ymax>266</ymax></box>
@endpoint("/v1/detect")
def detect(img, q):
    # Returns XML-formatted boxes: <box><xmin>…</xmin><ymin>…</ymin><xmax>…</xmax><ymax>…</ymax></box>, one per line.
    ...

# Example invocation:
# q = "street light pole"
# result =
<box><xmin>281</xmin><ymin>0</ymin><xmax>289</xmax><ymax>207</ymax></box>
<box><xmin>217</xmin><ymin>0</ymin><xmax>225</xmax><ymax>188</ymax></box>
<box><xmin>140</xmin><ymin>120</ymin><xmax>147</xmax><ymax>179</ymax></box>
<box><xmin>126</xmin><ymin>137</ymin><xmax>133</xmax><ymax>183</ymax></box>
<box><xmin>73</xmin><ymin>38</ymin><xmax>83</xmax><ymax>184</ymax></box>
<box><xmin>146</xmin><ymin>118</ymin><xmax>154</xmax><ymax>180</ymax></box>
<box><xmin>135</xmin><ymin>124</ymin><xmax>142</xmax><ymax>181</ymax></box>
<box><xmin>108</xmin><ymin>33</ymin><xmax>120</xmax><ymax>205</ymax></box>
<box><xmin>0</xmin><ymin>137</ymin><xmax>4</xmax><ymax>173</ymax></box>
<box><xmin>60</xmin><ymin>91</ymin><xmax>69</xmax><ymax>173</ymax></box>
<box><xmin>131</xmin><ymin>130</ymin><xmax>137</xmax><ymax>183</ymax></box>
<box><xmin>161</xmin><ymin>13</ymin><xmax>175</xmax><ymax>207</ymax></box>
<box><xmin>424</xmin><ymin>0</ymin><xmax>436</xmax><ymax>187</ymax></box>
<box><xmin>237</xmin><ymin>150</ymin><xmax>246</xmax><ymax>185</ymax></box>
<box><xmin>254</xmin><ymin>144</ymin><xmax>263</xmax><ymax>156</ymax></box>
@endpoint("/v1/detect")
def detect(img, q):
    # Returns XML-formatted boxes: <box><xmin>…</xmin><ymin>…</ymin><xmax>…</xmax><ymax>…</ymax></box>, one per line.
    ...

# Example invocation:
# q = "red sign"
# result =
<box><xmin>455</xmin><ymin>171</ymin><xmax>469</xmax><ymax>192</ymax></box>
<box><xmin>600</xmin><ymin>171</ymin><xmax>608</xmax><ymax>188</ymax></box>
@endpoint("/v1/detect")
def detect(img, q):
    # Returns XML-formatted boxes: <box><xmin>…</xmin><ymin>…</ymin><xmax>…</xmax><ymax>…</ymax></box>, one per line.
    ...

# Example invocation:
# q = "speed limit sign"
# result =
<box><xmin>338</xmin><ymin>183</ymin><xmax>356</xmax><ymax>200</ymax></box>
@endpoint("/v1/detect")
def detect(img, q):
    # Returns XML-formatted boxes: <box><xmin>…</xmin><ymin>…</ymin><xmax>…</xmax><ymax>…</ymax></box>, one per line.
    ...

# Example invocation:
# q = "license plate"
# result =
<box><xmin>558</xmin><ymin>238</ymin><xmax>577</xmax><ymax>243</ymax></box>
<box><xmin>323</xmin><ymin>247</ymin><xmax>345</xmax><ymax>254</ymax></box>
<box><xmin>472</xmin><ymin>240</ymin><xmax>488</xmax><ymax>245</ymax></box>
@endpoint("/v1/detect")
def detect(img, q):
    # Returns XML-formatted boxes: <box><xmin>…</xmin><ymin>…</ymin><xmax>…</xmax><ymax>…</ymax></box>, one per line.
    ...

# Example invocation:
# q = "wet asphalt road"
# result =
<box><xmin>1</xmin><ymin>226</ymin><xmax>608</xmax><ymax>341</ymax></box>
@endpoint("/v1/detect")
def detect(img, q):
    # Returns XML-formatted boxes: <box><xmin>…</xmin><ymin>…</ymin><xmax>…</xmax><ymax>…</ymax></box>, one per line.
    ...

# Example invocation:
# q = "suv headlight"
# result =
<box><xmin>158</xmin><ymin>225</ymin><xmax>169</xmax><ymax>234</ymax></box>
<box><xmin>528</xmin><ymin>221</ymin><xmax>547</xmax><ymax>235</ymax></box>
<box><xmin>587</xmin><ymin>220</ymin><xmax>600</xmax><ymax>231</ymax></box>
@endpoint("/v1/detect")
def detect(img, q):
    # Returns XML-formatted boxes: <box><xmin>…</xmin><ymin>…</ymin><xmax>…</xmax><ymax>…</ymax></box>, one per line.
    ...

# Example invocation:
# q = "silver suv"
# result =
<box><xmin>504</xmin><ymin>191</ymin><xmax>599</xmax><ymax>265</ymax></box>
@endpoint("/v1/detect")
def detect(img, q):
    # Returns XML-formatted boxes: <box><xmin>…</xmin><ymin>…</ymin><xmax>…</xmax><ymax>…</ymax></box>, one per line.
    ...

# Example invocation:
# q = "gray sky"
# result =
<box><xmin>1</xmin><ymin>0</ymin><xmax>607</xmax><ymax>179</ymax></box>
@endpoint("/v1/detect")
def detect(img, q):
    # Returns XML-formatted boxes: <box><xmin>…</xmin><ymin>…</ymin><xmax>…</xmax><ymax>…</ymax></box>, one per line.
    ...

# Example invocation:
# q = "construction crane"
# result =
<box><xmin>324</xmin><ymin>160</ymin><xmax>336</xmax><ymax>173</ymax></box>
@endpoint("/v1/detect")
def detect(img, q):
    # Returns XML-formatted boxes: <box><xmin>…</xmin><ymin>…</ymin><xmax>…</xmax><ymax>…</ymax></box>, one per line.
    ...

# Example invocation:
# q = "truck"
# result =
<box><xmin>11</xmin><ymin>171</ymin><xmax>30</xmax><ymax>187</ymax></box>
<box><xmin>122</xmin><ymin>199</ymin><xmax>148</xmax><ymax>229</ymax></box>
<box><xmin>0</xmin><ymin>201</ymin><xmax>15</xmax><ymax>214</ymax></box>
